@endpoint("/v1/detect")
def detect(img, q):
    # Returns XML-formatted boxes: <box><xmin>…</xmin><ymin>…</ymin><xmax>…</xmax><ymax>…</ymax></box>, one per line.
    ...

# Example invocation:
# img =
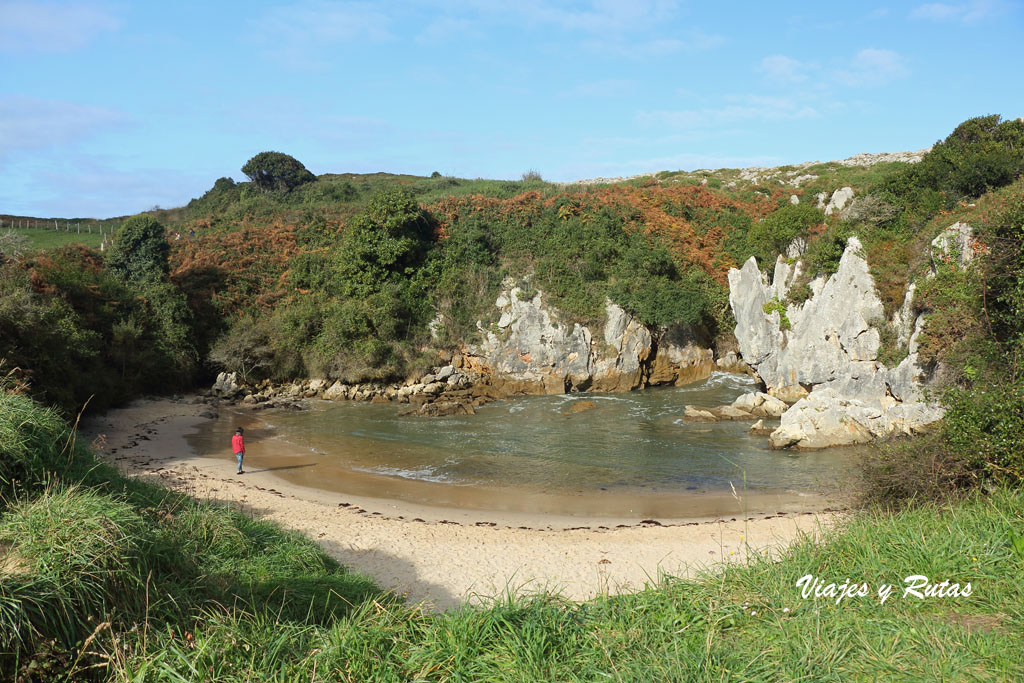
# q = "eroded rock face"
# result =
<box><xmin>212</xmin><ymin>372</ymin><xmax>242</xmax><ymax>397</ymax></box>
<box><xmin>930</xmin><ymin>222</ymin><xmax>977</xmax><ymax>271</ymax></box>
<box><xmin>472</xmin><ymin>285</ymin><xmax>592</xmax><ymax>394</ymax></box>
<box><xmin>729</xmin><ymin>236</ymin><xmax>945</xmax><ymax>449</ymax></box>
<box><xmin>824</xmin><ymin>187</ymin><xmax>855</xmax><ymax>216</ymax></box>
<box><xmin>769</xmin><ymin>390</ymin><xmax>942</xmax><ymax>450</ymax></box>
<box><xmin>590</xmin><ymin>301</ymin><xmax>653</xmax><ymax>392</ymax></box>
<box><xmin>646</xmin><ymin>323</ymin><xmax>715</xmax><ymax>388</ymax></box>
<box><xmin>464</xmin><ymin>284</ymin><xmax>716</xmax><ymax>397</ymax></box>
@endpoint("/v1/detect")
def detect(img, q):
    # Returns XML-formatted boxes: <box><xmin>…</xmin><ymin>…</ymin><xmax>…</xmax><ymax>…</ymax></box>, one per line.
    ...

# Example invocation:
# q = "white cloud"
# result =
<box><xmin>758</xmin><ymin>55</ymin><xmax>809</xmax><ymax>84</ymax></box>
<box><xmin>250</xmin><ymin>1</ymin><xmax>718</xmax><ymax>64</ymax></box>
<box><xmin>836</xmin><ymin>48</ymin><xmax>909</xmax><ymax>86</ymax></box>
<box><xmin>911</xmin><ymin>0</ymin><xmax>1012</xmax><ymax>22</ymax></box>
<box><xmin>0</xmin><ymin>1</ymin><xmax>120</xmax><ymax>53</ymax></box>
<box><xmin>508</xmin><ymin>0</ymin><xmax>682</xmax><ymax>34</ymax></box>
<box><xmin>582</xmin><ymin>31</ymin><xmax>723</xmax><ymax>59</ymax></box>
<box><xmin>636</xmin><ymin>96</ymin><xmax>820</xmax><ymax>130</ymax></box>
<box><xmin>249</xmin><ymin>1</ymin><xmax>394</xmax><ymax>67</ymax></box>
<box><xmin>0</xmin><ymin>96</ymin><xmax>127</xmax><ymax>161</ymax></box>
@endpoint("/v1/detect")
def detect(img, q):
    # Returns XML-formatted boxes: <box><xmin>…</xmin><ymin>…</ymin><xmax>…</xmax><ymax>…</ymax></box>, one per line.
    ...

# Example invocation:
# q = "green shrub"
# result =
<box><xmin>106</xmin><ymin>214</ymin><xmax>170</xmax><ymax>282</ymax></box>
<box><xmin>881</xmin><ymin>115</ymin><xmax>1024</xmax><ymax>207</ymax></box>
<box><xmin>942</xmin><ymin>381</ymin><xmax>1024</xmax><ymax>482</ymax></box>
<box><xmin>762</xmin><ymin>297</ymin><xmax>790</xmax><ymax>331</ymax></box>
<box><xmin>609</xmin><ymin>241</ymin><xmax>710</xmax><ymax>327</ymax></box>
<box><xmin>431</xmin><ymin>215</ymin><xmax>502</xmax><ymax>344</ymax></box>
<box><xmin>787</xmin><ymin>282</ymin><xmax>813</xmax><ymax>306</ymax></box>
<box><xmin>208</xmin><ymin>315</ymin><xmax>275</xmax><ymax>383</ymax></box>
<box><xmin>746</xmin><ymin>203</ymin><xmax>824</xmax><ymax>265</ymax></box>
<box><xmin>860</xmin><ymin>432</ymin><xmax>979</xmax><ymax>507</ymax></box>
<box><xmin>913</xmin><ymin>261</ymin><xmax>988</xmax><ymax>375</ymax></box>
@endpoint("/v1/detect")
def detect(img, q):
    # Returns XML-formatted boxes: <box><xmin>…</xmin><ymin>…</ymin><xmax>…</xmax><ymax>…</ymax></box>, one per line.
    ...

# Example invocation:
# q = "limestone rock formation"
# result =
<box><xmin>823</xmin><ymin>187</ymin><xmax>855</xmax><ymax>216</ymax></box>
<box><xmin>590</xmin><ymin>301</ymin><xmax>653</xmax><ymax>392</ymax></box>
<box><xmin>463</xmin><ymin>283</ymin><xmax>717</xmax><ymax>397</ymax></box>
<box><xmin>212</xmin><ymin>372</ymin><xmax>242</xmax><ymax>397</ymax></box>
<box><xmin>728</xmin><ymin>236</ymin><xmax>945</xmax><ymax>449</ymax></box>
<box><xmin>930</xmin><ymin>222</ymin><xmax>978</xmax><ymax>272</ymax></box>
<box><xmin>683</xmin><ymin>405</ymin><xmax>717</xmax><ymax>422</ymax></box>
<box><xmin>470</xmin><ymin>285</ymin><xmax>592</xmax><ymax>394</ymax></box>
<box><xmin>732</xmin><ymin>391</ymin><xmax>788</xmax><ymax>417</ymax></box>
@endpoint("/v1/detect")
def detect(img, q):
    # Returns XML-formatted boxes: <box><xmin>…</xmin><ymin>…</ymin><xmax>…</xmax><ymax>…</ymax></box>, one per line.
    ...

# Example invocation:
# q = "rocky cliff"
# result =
<box><xmin>728</xmin><ymin>235</ymin><xmax>948</xmax><ymax>449</ymax></box>
<box><xmin>211</xmin><ymin>282</ymin><xmax>732</xmax><ymax>415</ymax></box>
<box><xmin>463</xmin><ymin>283</ymin><xmax>719</xmax><ymax>395</ymax></box>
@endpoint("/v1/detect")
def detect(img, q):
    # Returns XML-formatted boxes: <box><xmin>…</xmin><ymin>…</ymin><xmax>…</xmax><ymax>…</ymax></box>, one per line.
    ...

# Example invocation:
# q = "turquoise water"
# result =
<box><xmin>246</xmin><ymin>372</ymin><xmax>854</xmax><ymax>496</ymax></box>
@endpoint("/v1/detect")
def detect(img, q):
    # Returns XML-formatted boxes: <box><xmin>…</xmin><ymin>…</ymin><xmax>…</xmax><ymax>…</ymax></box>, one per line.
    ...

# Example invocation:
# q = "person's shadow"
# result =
<box><xmin>243</xmin><ymin>463</ymin><xmax>316</xmax><ymax>474</ymax></box>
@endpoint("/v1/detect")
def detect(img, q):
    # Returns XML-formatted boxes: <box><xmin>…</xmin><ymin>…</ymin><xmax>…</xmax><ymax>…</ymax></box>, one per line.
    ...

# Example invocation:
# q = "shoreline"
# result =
<box><xmin>82</xmin><ymin>397</ymin><xmax>846</xmax><ymax>610</ymax></box>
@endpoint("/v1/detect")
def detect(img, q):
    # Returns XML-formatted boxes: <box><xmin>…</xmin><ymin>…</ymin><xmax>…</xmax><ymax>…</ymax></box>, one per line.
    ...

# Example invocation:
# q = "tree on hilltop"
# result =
<box><xmin>241</xmin><ymin>151</ymin><xmax>316</xmax><ymax>192</ymax></box>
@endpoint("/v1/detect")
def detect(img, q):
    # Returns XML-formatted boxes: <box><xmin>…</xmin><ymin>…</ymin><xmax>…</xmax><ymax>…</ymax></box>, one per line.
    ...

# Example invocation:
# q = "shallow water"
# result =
<box><xmin>190</xmin><ymin>372</ymin><xmax>858</xmax><ymax>510</ymax></box>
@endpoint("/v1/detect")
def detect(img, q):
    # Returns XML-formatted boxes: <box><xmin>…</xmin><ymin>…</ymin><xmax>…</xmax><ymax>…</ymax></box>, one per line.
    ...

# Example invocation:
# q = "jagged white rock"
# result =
<box><xmin>729</xmin><ymin>237</ymin><xmax>944</xmax><ymax>449</ymax></box>
<box><xmin>824</xmin><ymin>187</ymin><xmax>855</xmax><ymax>216</ymax></box>
<box><xmin>465</xmin><ymin>280</ymin><xmax>714</xmax><ymax>393</ymax></box>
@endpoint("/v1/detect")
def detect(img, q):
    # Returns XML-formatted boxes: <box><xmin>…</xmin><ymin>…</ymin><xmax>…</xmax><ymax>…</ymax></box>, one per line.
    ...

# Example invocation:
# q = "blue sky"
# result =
<box><xmin>1</xmin><ymin>0</ymin><xmax>1022</xmax><ymax>218</ymax></box>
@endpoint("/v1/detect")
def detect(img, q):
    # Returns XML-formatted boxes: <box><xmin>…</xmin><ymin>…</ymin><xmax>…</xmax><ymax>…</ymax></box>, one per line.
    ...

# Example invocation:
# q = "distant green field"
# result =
<box><xmin>5</xmin><ymin>226</ymin><xmax>106</xmax><ymax>250</ymax></box>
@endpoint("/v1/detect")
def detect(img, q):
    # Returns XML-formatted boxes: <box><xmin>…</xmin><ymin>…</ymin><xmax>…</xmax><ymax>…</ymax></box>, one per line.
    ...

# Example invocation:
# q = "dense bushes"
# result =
<box><xmin>862</xmin><ymin>182</ymin><xmax>1024</xmax><ymax>504</ymax></box>
<box><xmin>869</xmin><ymin>115</ymin><xmax>1024</xmax><ymax>240</ymax></box>
<box><xmin>105</xmin><ymin>214</ymin><xmax>170</xmax><ymax>282</ymax></box>
<box><xmin>0</xmin><ymin>217</ymin><xmax>196</xmax><ymax>414</ymax></box>
<box><xmin>745</xmin><ymin>202</ymin><xmax>824</xmax><ymax>267</ymax></box>
<box><xmin>911</xmin><ymin>115</ymin><xmax>1024</xmax><ymax>202</ymax></box>
<box><xmin>201</xmin><ymin>182</ymin><xmax>745</xmax><ymax>384</ymax></box>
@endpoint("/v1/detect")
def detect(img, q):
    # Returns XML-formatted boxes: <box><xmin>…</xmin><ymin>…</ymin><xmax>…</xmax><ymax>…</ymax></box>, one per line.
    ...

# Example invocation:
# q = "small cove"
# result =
<box><xmin>187</xmin><ymin>372</ymin><xmax>860</xmax><ymax>519</ymax></box>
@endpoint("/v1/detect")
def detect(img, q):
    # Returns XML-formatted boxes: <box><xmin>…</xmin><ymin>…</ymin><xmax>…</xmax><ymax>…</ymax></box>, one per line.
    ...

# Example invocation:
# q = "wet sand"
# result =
<box><xmin>82</xmin><ymin>398</ymin><xmax>845</xmax><ymax>610</ymax></box>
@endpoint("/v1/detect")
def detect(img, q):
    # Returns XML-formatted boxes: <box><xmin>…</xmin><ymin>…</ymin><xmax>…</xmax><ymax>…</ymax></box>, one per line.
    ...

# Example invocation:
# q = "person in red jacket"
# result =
<box><xmin>232</xmin><ymin>427</ymin><xmax>245</xmax><ymax>474</ymax></box>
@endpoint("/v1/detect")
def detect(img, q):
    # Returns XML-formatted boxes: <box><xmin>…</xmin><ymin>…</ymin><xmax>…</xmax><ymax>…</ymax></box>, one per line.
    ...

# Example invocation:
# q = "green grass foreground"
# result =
<box><xmin>2</xmin><ymin>391</ymin><xmax>1023</xmax><ymax>681</ymax></box>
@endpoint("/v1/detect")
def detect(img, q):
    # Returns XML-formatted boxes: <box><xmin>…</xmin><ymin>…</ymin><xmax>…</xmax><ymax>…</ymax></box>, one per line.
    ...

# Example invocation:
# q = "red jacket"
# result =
<box><xmin>232</xmin><ymin>433</ymin><xmax>245</xmax><ymax>454</ymax></box>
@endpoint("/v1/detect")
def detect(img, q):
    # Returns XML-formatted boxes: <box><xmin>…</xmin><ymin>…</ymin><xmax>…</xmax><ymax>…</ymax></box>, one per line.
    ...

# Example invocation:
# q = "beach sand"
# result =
<box><xmin>82</xmin><ymin>398</ymin><xmax>843</xmax><ymax>611</ymax></box>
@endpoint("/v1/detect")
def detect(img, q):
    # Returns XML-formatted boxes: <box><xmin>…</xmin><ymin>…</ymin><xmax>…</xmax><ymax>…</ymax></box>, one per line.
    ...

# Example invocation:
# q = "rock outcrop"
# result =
<box><xmin>681</xmin><ymin>391</ymin><xmax>787</xmax><ymax>424</ymax></box>
<box><xmin>823</xmin><ymin>187</ymin><xmax>855</xmax><ymax>216</ymax></box>
<box><xmin>930</xmin><ymin>221</ymin><xmax>979</xmax><ymax>272</ymax></box>
<box><xmin>729</xmin><ymin>236</ymin><xmax>945</xmax><ymax>449</ymax></box>
<box><xmin>212</xmin><ymin>371</ymin><xmax>242</xmax><ymax>397</ymax></box>
<box><xmin>463</xmin><ymin>284</ymin><xmax>716</xmax><ymax>397</ymax></box>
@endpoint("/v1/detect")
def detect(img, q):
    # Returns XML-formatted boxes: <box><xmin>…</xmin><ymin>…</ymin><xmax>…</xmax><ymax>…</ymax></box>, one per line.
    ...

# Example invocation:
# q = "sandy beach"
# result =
<box><xmin>82</xmin><ymin>398</ymin><xmax>843</xmax><ymax>611</ymax></box>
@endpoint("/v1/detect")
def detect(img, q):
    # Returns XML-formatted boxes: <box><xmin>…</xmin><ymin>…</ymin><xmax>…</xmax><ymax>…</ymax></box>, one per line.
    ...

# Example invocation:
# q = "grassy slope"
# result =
<box><xmin>1</xmin><ymin>390</ymin><xmax>1022</xmax><ymax>681</ymax></box>
<box><xmin>3</xmin><ymin>226</ymin><xmax>105</xmax><ymax>250</ymax></box>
